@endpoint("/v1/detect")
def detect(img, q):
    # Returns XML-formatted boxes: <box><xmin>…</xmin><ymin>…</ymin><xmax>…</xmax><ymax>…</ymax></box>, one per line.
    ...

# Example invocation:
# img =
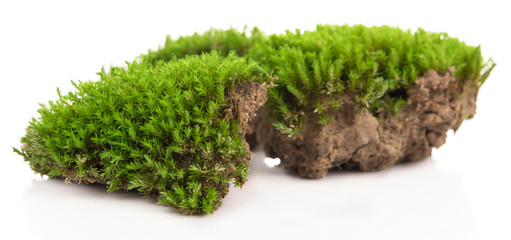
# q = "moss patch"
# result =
<box><xmin>145</xmin><ymin>25</ymin><xmax>495</xmax><ymax>136</ymax></box>
<box><xmin>14</xmin><ymin>52</ymin><xmax>269</xmax><ymax>214</ymax></box>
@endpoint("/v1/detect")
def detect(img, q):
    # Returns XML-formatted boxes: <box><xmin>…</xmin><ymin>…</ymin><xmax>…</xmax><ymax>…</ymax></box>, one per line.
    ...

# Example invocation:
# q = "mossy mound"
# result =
<box><xmin>15</xmin><ymin>24</ymin><xmax>495</xmax><ymax>214</ymax></box>
<box><xmin>245</xmin><ymin>25</ymin><xmax>494</xmax><ymax>177</ymax></box>
<box><xmin>15</xmin><ymin>52</ymin><xmax>269</xmax><ymax>214</ymax></box>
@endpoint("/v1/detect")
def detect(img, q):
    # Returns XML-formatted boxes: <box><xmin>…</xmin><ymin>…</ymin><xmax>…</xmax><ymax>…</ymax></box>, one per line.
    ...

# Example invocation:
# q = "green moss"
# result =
<box><xmin>15</xmin><ymin>52</ymin><xmax>267</xmax><ymax>214</ymax></box>
<box><xmin>15</xmin><ymin>24</ymin><xmax>495</xmax><ymax>215</ymax></box>
<box><xmin>143</xmin><ymin>27</ymin><xmax>264</xmax><ymax>63</ymax></box>
<box><xmin>145</xmin><ymin>24</ymin><xmax>495</xmax><ymax>136</ymax></box>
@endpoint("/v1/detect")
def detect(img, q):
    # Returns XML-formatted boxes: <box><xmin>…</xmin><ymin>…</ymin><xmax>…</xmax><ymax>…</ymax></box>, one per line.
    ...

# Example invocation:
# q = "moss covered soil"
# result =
<box><xmin>15</xmin><ymin>25</ymin><xmax>494</xmax><ymax>214</ymax></box>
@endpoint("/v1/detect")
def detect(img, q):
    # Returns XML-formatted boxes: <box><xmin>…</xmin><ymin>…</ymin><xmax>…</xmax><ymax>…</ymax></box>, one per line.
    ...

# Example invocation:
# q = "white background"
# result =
<box><xmin>1</xmin><ymin>0</ymin><xmax>510</xmax><ymax>239</ymax></box>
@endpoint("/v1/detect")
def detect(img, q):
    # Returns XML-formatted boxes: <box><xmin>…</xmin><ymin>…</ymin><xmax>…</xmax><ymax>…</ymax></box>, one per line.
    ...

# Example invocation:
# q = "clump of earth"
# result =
<box><xmin>248</xmin><ymin>69</ymin><xmax>478</xmax><ymax>178</ymax></box>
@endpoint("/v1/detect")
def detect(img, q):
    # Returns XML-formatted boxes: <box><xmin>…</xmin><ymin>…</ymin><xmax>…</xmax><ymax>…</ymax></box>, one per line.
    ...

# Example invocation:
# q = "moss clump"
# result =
<box><xmin>14</xmin><ymin>52</ymin><xmax>268</xmax><ymax>214</ymax></box>
<box><xmin>15</xmin><ymin>24</ymin><xmax>495</xmax><ymax>214</ymax></box>
<box><xmin>146</xmin><ymin>24</ymin><xmax>494</xmax><ymax>136</ymax></box>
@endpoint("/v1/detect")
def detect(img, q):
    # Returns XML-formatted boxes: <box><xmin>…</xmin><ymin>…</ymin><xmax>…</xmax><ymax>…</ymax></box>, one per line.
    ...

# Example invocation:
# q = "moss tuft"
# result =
<box><xmin>15</xmin><ymin>52</ymin><xmax>267</xmax><ymax>214</ymax></box>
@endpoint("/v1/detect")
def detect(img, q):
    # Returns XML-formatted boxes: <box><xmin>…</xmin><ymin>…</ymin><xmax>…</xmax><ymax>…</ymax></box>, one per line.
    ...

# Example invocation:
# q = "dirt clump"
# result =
<box><xmin>226</xmin><ymin>81</ymin><xmax>271</xmax><ymax>156</ymax></box>
<box><xmin>251</xmin><ymin>69</ymin><xmax>478</xmax><ymax>178</ymax></box>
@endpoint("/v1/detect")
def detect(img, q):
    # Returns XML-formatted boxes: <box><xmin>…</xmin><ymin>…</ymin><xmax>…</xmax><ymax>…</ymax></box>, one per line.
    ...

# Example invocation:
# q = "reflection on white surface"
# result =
<box><xmin>21</xmin><ymin>147</ymin><xmax>479</xmax><ymax>240</ymax></box>
<box><xmin>262</xmin><ymin>157</ymin><xmax>281</xmax><ymax>168</ymax></box>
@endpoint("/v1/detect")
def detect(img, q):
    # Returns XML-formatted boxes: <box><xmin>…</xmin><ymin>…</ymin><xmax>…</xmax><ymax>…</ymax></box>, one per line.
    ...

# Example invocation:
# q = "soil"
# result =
<box><xmin>250</xmin><ymin>69</ymin><xmax>479</xmax><ymax>178</ymax></box>
<box><xmin>228</xmin><ymin>81</ymin><xmax>271</xmax><ymax>135</ymax></box>
<box><xmin>227</xmin><ymin>81</ymin><xmax>271</xmax><ymax>157</ymax></box>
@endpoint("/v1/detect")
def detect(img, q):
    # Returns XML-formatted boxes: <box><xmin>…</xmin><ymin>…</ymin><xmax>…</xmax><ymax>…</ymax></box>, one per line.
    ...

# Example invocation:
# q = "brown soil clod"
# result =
<box><xmin>249</xmin><ymin>69</ymin><xmax>479</xmax><ymax>178</ymax></box>
<box><xmin>227</xmin><ymin>81</ymin><xmax>271</xmax><ymax>157</ymax></box>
